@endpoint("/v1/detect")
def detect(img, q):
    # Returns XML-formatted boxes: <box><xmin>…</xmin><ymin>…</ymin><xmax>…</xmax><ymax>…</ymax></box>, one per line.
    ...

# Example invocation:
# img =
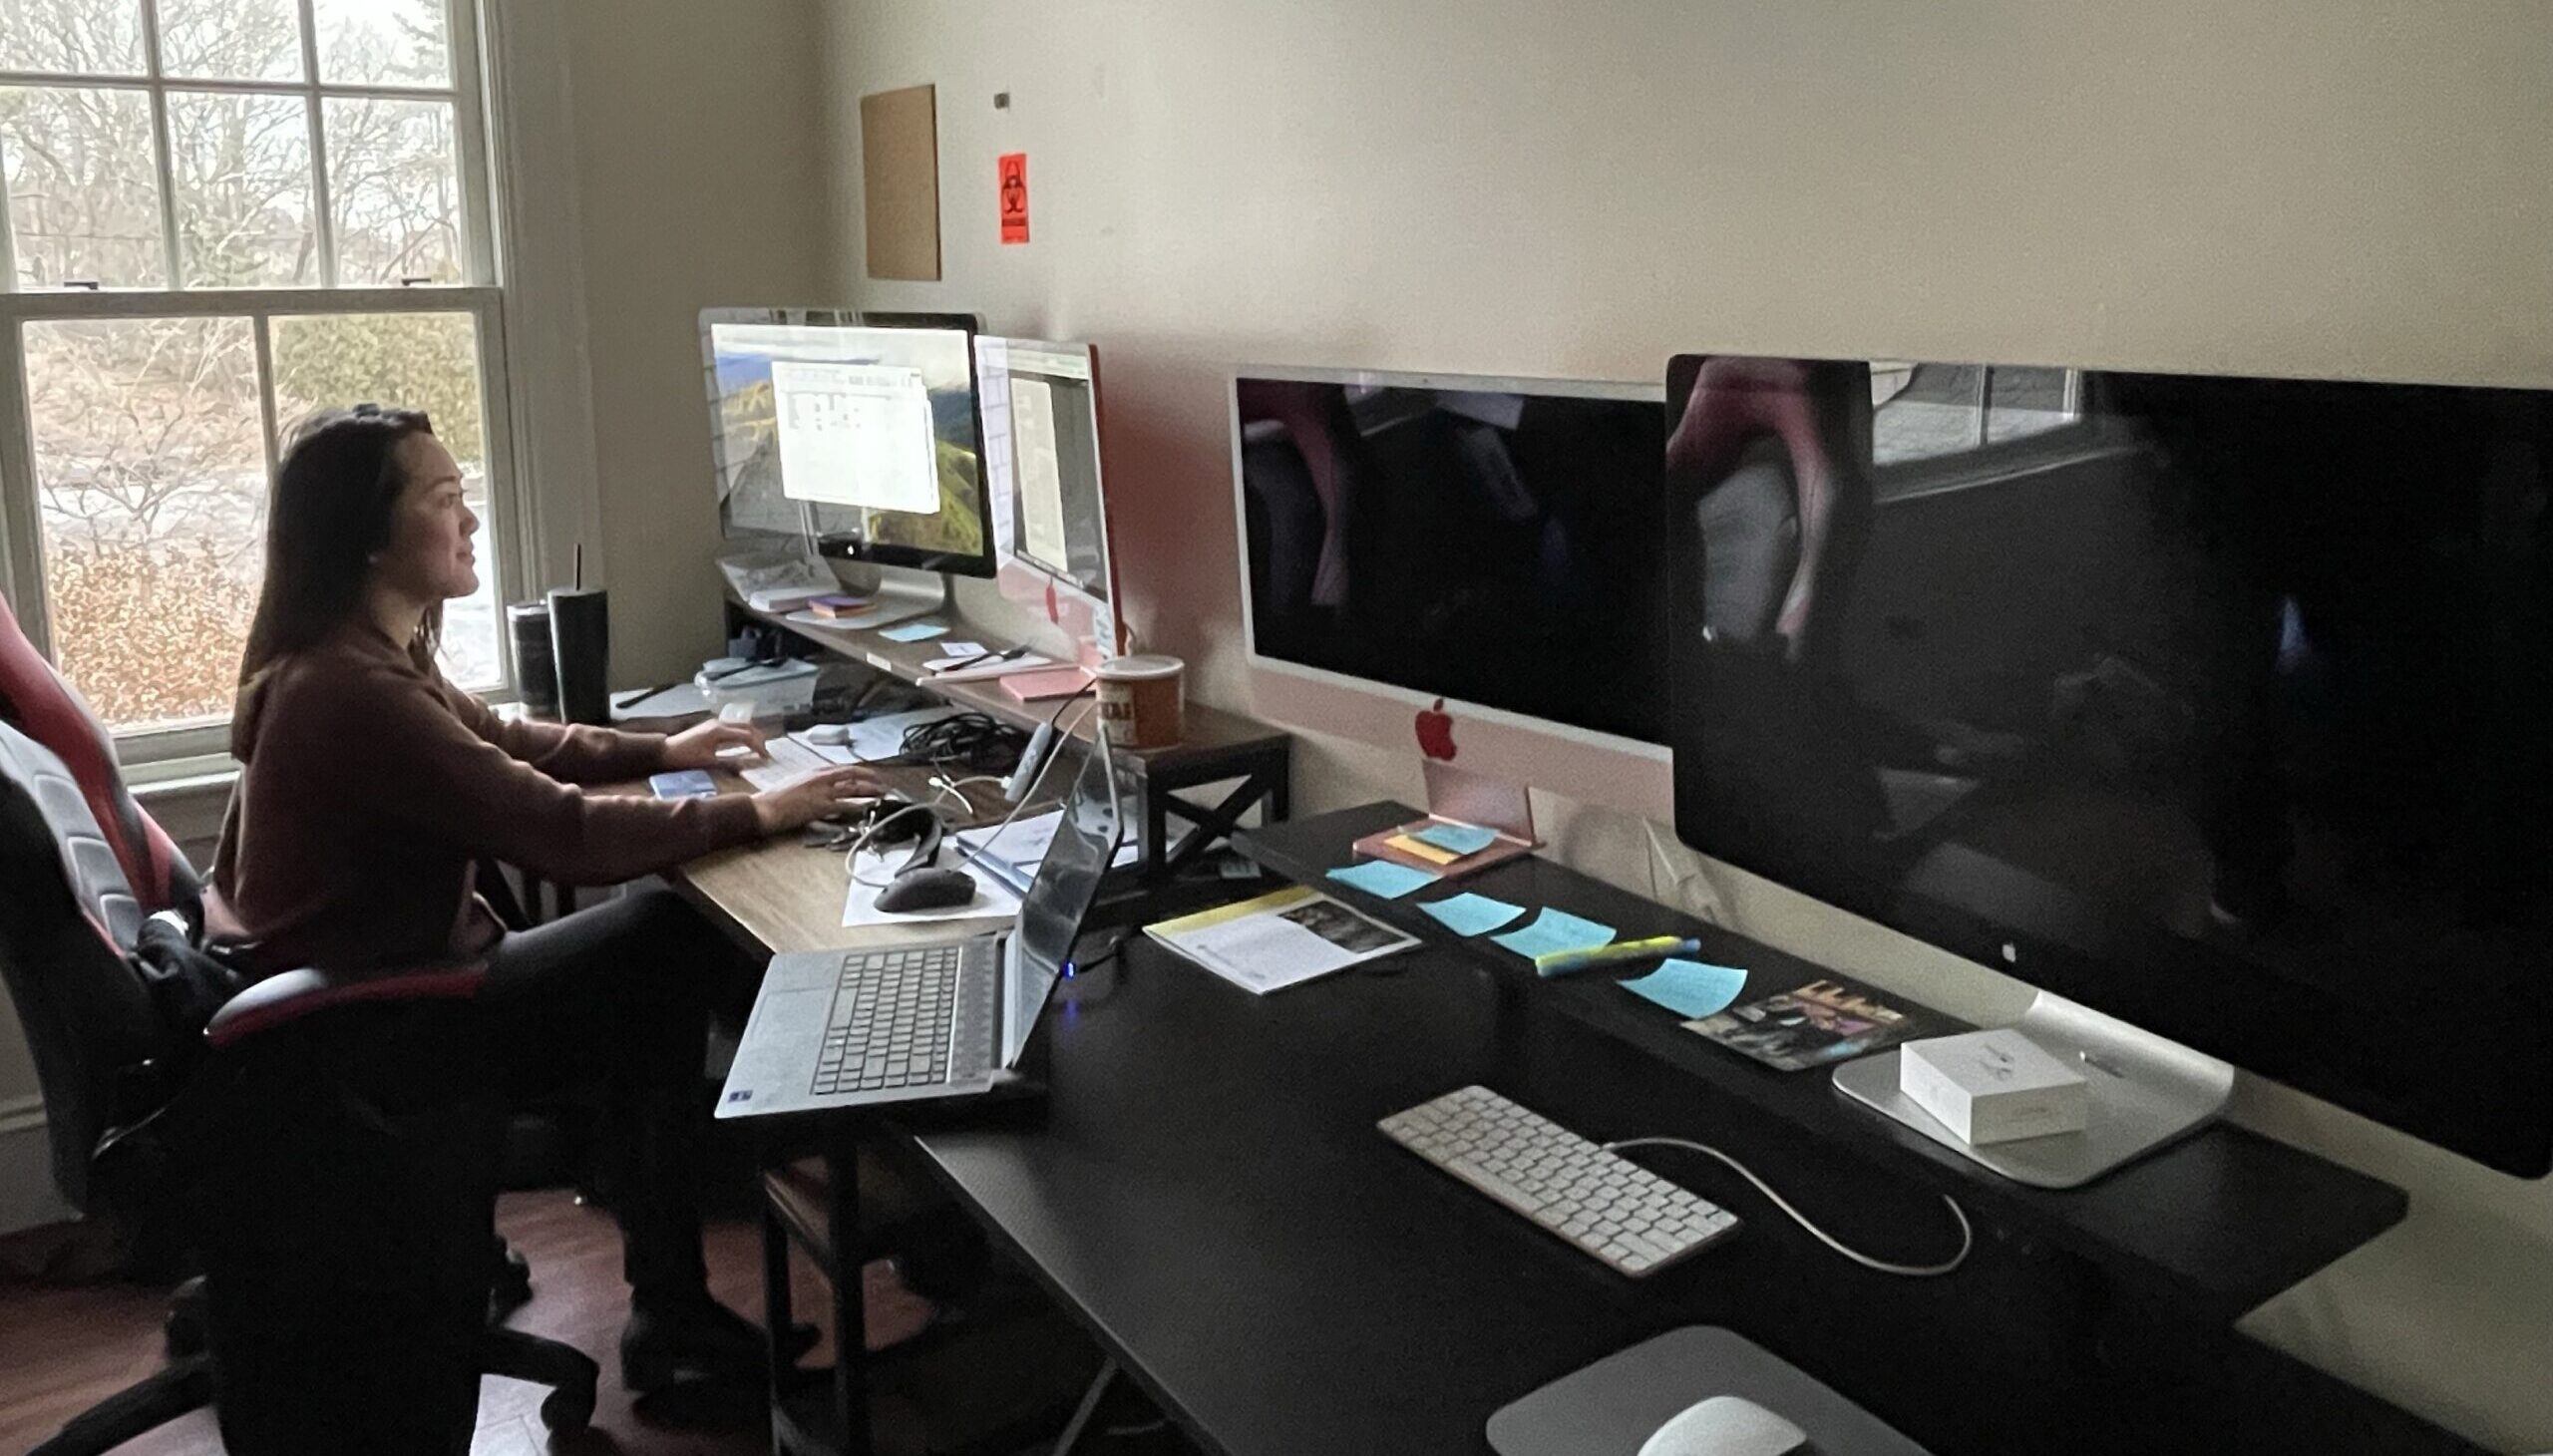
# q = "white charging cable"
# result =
<box><xmin>1603</xmin><ymin>1135</ymin><xmax>1974</xmax><ymax>1277</ymax></box>
<box><xmin>966</xmin><ymin>700</ymin><xmax>1097</xmax><ymax>862</ymax></box>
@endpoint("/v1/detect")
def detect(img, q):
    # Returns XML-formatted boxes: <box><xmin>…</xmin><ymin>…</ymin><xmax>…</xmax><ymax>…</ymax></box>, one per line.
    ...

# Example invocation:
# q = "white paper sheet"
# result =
<box><xmin>742</xmin><ymin>736</ymin><xmax>833</xmax><ymax>790</ymax></box>
<box><xmin>1146</xmin><ymin>888</ymin><xmax>1417</xmax><ymax>995</ymax></box>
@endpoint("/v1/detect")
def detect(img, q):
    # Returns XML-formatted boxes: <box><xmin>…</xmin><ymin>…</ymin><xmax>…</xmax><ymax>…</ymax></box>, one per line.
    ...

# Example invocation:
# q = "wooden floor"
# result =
<box><xmin>0</xmin><ymin>1189</ymin><xmax>1191</xmax><ymax>1456</ymax></box>
<box><xmin>0</xmin><ymin>1191</ymin><xmax>823</xmax><ymax>1455</ymax></box>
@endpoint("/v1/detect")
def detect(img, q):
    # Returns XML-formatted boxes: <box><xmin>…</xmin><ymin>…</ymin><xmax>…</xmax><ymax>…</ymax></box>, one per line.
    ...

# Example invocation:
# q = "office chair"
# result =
<box><xmin>0</xmin><ymin>598</ymin><xmax>594</xmax><ymax>1455</ymax></box>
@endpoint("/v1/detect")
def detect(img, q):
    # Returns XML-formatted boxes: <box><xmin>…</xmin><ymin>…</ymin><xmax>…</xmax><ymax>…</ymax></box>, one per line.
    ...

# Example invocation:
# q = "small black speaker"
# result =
<box><xmin>507</xmin><ymin>602</ymin><xmax>557</xmax><ymax>719</ymax></box>
<box><xmin>547</xmin><ymin>587</ymin><xmax>610</xmax><ymax>725</ymax></box>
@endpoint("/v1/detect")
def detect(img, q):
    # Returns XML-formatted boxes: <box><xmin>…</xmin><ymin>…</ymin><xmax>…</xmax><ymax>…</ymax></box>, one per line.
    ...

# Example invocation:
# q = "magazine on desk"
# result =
<box><xmin>1681</xmin><ymin>977</ymin><xmax>1943</xmax><ymax>1072</ymax></box>
<box><xmin>1147</xmin><ymin>886</ymin><xmax>1419</xmax><ymax>995</ymax></box>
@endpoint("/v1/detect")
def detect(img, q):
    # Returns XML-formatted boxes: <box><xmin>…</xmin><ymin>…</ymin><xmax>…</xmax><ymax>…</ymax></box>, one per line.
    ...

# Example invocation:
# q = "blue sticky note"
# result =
<box><xmin>1327</xmin><ymin>859</ymin><xmax>1437</xmax><ymax>901</ymax></box>
<box><xmin>1412</xmin><ymin>821</ymin><xmax>1500</xmax><ymax>857</ymax></box>
<box><xmin>648</xmin><ymin>770</ymin><xmax>717</xmax><ymax>800</ymax></box>
<box><xmin>881</xmin><ymin>621</ymin><xmax>950</xmax><ymax>643</ymax></box>
<box><xmin>1491</xmin><ymin>908</ymin><xmax>1617</xmax><ymax>961</ymax></box>
<box><xmin>1418</xmin><ymin>893</ymin><xmax>1528</xmax><ymax>937</ymax></box>
<box><xmin>1620</xmin><ymin>958</ymin><xmax>1750</xmax><ymax>1020</ymax></box>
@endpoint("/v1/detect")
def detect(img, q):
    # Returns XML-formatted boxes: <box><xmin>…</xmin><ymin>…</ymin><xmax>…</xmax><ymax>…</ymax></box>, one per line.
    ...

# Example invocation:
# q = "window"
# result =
<box><xmin>1872</xmin><ymin>362</ymin><xmax>2084</xmax><ymax>469</ymax></box>
<box><xmin>0</xmin><ymin>0</ymin><xmax>514</xmax><ymax>756</ymax></box>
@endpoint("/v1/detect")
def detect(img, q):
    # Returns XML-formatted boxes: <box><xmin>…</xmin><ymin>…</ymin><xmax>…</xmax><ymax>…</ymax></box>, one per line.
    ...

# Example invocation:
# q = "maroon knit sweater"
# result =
<box><xmin>213</xmin><ymin>619</ymin><xmax>758</xmax><ymax>972</ymax></box>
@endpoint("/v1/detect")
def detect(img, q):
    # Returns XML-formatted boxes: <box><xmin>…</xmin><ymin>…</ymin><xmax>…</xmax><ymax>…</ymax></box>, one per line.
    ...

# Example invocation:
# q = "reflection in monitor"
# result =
<box><xmin>1230</xmin><ymin>367</ymin><xmax>1673</xmax><ymax>819</ymax></box>
<box><xmin>700</xmin><ymin>308</ymin><xmax>994</xmax><ymax>577</ymax></box>
<box><xmin>1665</xmin><ymin>352</ymin><xmax>2553</xmax><ymax>1177</ymax></box>
<box><xmin>978</xmin><ymin>338</ymin><xmax>1115</xmax><ymax>606</ymax></box>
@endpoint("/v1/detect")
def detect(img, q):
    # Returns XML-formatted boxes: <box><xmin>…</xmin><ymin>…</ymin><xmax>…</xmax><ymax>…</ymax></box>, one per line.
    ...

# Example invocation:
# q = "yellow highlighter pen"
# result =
<box><xmin>1534</xmin><ymin>936</ymin><xmax>1701</xmax><ymax>979</ymax></box>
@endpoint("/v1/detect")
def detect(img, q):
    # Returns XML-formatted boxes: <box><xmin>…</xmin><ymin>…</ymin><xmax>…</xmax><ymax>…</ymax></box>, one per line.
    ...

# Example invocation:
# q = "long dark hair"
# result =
<box><xmin>238</xmin><ymin>406</ymin><xmax>441</xmax><ymax>688</ymax></box>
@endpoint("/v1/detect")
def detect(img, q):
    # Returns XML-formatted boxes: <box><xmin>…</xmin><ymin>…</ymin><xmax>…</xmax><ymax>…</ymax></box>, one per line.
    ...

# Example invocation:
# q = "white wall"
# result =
<box><xmin>811</xmin><ymin>3</ymin><xmax>2553</xmax><ymax>1449</ymax></box>
<box><xmin>559</xmin><ymin>0</ymin><xmax>836</xmax><ymax>685</ymax></box>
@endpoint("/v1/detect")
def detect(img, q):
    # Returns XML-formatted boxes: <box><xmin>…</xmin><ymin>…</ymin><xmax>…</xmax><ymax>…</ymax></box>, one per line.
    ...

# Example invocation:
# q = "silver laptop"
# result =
<box><xmin>716</xmin><ymin>731</ymin><xmax>1126</xmax><ymax>1118</ymax></box>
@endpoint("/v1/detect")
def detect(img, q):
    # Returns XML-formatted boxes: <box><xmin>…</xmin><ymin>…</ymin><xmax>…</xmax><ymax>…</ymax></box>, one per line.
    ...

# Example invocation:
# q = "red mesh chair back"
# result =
<box><xmin>0</xmin><ymin>593</ymin><xmax>197</xmax><ymax>917</ymax></box>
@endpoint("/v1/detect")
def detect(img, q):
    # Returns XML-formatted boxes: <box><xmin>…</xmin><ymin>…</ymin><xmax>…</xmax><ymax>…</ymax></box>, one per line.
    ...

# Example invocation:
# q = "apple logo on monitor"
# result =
<box><xmin>1416</xmin><ymin>699</ymin><xmax>1458</xmax><ymax>762</ymax></box>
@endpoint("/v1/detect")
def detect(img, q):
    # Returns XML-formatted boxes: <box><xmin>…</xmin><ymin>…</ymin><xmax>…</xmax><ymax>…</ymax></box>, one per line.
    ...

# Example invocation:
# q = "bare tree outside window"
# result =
<box><xmin>2</xmin><ymin>0</ymin><xmax>508</xmax><ymax>742</ymax></box>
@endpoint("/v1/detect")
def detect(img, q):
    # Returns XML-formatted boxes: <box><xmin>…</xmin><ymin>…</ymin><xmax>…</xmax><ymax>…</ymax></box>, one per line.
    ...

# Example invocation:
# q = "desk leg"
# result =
<box><xmin>761</xmin><ymin>1198</ymin><xmax>794</xmax><ymax>1452</ymax></box>
<box><xmin>826</xmin><ymin>1127</ymin><xmax>874</xmax><ymax>1456</ymax></box>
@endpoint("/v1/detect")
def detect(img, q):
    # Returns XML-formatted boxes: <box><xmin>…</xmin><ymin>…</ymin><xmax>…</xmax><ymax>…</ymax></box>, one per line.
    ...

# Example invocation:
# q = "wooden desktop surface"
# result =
<box><xmin>607</xmin><ymin>749</ymin><xmax>1023</xmax><ymax>956</ymax></box>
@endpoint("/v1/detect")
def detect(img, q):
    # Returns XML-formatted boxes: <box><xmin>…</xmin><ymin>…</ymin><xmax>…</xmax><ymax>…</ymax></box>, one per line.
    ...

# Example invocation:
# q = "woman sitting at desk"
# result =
<box><xmin>211</xmin><ymin>406</ymin><xmax>908</xmax><ymax>1392</ymax></box>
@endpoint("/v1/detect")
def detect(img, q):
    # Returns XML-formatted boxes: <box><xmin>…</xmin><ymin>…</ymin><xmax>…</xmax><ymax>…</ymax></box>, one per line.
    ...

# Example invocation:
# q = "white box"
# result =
<box><xmin>1899</xmin><ymin>1029</ymin><xmax>2089</xmax><ymax>1146</ymax></box>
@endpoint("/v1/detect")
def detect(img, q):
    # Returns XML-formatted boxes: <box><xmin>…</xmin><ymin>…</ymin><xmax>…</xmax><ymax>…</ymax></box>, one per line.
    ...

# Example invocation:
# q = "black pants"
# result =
<box><xmin>481</xmin><ymin>885</ymin><xmax>754</xmax><ymax>1305</ymax></box>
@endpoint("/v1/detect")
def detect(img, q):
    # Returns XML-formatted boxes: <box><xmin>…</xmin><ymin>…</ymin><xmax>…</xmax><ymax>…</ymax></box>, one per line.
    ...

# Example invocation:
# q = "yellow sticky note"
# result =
<box><xmin>1386</xmin><ymin>834</ymin><xmax>1462</xmax><ymax>866</ymax></box>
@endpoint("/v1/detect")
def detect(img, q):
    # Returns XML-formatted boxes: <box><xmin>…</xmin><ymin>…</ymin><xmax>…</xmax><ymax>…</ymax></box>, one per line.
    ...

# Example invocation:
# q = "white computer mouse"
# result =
<box><xmin>807</xmin><ymin>723</ymin><xmax>851</xmax><ymax>747</ymax></box>
<box><xmin>1637</xmin><ymin>1394</ymin><xmax>1811</xmax><ymax>1456</ymax></box>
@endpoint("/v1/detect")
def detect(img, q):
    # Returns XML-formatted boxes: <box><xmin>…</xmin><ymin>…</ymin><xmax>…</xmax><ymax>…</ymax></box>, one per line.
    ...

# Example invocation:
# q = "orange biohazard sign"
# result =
<box><xmin>998</xmin><ymin>153</ymin><xmax>1029</xmax><ymax>244</ymax></box>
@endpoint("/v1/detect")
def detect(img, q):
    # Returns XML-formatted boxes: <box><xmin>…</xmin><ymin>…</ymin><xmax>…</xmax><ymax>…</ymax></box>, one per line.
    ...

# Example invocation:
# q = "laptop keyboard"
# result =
<box><xmin>814</xmin><ymin>944</ymin><xmax>959</xmax><ymax>1095</ymax></box>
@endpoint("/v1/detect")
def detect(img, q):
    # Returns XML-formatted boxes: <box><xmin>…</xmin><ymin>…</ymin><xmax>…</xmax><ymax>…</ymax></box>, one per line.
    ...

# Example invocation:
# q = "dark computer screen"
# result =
<box><xmin>1665</xmin><ymin>353</ymin><xmax>2553</xmax><ymax>1176</ymax></box>
<box><xmin>701</xmin><ymin>311</ymin><xmax>993</xmax><ymax>576</ymax></box>
<box><xmin>1235</xmin><ymin>371</ymin><xmax>1668</xmax><ymax>743</ymax></box>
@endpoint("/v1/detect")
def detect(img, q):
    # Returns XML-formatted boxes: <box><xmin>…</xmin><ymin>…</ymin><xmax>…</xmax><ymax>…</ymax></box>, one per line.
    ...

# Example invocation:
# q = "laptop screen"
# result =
<box><xmin>1002</xmin><ymin>730</ymin><xmax>1128</xmax><ymax>1062</ymax></box>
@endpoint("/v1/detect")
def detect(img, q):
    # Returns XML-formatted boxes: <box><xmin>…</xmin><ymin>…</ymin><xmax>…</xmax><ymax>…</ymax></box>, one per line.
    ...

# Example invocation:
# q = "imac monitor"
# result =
<box><xmin>701</xmin><ymin>308</ymin><xmax>995</xmax><ymax>576</ymax></box>
<box><xmin>1230</xmin><ymin>367</ymin><xmax>1673</xmax><ymax>819</ymax></box>
<box><xmin>1664</xmin><ymin>353</ymin><xmax>2553</xmax><ymax>1177</ymax></box>
<box><xmin>978</xmin><ymin>338</ymin><xmax>1117</xmax><ymax>610</ymax></box>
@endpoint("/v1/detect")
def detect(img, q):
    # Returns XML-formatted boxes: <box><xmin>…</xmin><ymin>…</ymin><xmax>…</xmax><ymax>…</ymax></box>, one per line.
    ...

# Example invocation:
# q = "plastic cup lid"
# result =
<box><xmin>1097</xmin><ymin>654</ymin><xmax>1183</xmax><ymax>680</ymax></box>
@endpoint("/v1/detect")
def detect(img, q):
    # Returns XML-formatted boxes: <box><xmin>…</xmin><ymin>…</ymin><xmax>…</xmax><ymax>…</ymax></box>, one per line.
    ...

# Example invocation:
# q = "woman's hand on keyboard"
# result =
<box><xmin>752</xmin><ymin>766</ymin><xmax>889</xmax><ymax>835</ymax></box>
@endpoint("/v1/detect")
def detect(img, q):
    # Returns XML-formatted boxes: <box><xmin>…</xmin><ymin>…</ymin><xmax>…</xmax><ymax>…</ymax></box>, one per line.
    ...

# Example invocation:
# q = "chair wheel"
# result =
<box><xmin>540</xmin><ymin>1383</ymin><xmax>595</xmax><ymax>1432</ymax></box>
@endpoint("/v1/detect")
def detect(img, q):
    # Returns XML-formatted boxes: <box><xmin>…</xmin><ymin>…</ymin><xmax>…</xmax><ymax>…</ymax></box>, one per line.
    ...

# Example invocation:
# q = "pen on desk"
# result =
<box><xmin>945</xmin><ymin>645</ymin><xmax>1030</xmax><ymax>672</ymax></box>
<box><xmin>613</xmin><ymin>680</ymin><xmax>684</xmax><ymax>710</ymax></box>
<box><xmin>1534</xmin><ymin>936</ymin><xmax>1702</xmax><ymax>979</ymax></box>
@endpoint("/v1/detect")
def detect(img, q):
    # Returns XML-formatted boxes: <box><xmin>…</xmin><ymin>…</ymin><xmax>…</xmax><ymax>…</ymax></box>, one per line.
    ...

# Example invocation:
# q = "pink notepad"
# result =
<box><xmin>1000</xmin><ymin>665</ymin><xmax>1095</xmax><ymax>701</ymax></box>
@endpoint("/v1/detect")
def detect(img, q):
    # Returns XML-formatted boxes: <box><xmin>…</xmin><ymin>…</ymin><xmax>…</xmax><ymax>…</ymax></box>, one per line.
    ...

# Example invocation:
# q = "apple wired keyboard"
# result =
<box><xmin>1379</xmin><ymin>1085</ymin><xmax>1739</xmax><ymax>1276</ymax></box>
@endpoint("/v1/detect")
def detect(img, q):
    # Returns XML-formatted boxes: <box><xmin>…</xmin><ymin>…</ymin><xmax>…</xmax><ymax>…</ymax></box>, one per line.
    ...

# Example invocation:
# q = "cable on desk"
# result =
<box><xmin>891</xmin><ymin>712</ymin><xmax>1027</xmax><ymax>773</ymax></box>
<box><xmin>1602</xmin><ymin>1136</ymin><xmax>1974</xmax><ymax>1278</ymax></box>
<box><xmin>840</xmin><ymin>802</ymin><xmax>951</xmax><ymax>889</ymax></box>
<box><xmin>963</xmin><ymin>693</ymin><xmax>1099</xmax><ymax>863</ymax></box>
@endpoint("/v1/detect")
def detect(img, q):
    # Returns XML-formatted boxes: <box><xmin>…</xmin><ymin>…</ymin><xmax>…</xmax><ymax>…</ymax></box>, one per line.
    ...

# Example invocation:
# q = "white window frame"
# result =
<box><xmin>0</xmin><ymin>0</ymin><xmax>554</xmax><ymax>773</ymax></box>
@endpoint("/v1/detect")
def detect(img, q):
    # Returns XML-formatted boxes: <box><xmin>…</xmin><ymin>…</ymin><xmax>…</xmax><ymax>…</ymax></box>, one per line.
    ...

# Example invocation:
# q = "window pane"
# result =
<box><xmin>24</xmin><ymin>317</ymin><xmax>263</xmax><ymax>733</ymax></box>
<box><xmin>0</xmin><ymin>0</ymin><xmax>145</xmax><ymax>75</ymax></box>
<box><xmin>324</xmin><ymin>96</ymin><xmax>461</xmax><ymax>284</ymax></box>
<box><xmin>314</xmin><ymin>0</ymin><xmax>451</xmax><ymax>87</ymax></box>
<box><xmin>156</xmin><ymin>0</ymin><xmax>302</xmax><ymax>82</ymax></box>
<box><xmin>271</xmin><ymin>311</ymin><xmax>498</xmax><ymax>687</ymax></box>
<box><xmin>1</xmin><ymin>85</ymin><xmax>167</xmax><ymax>287</ymax></box>
<box><xmin>1873</xmin><ymin>362</ymin><xmax>1989</xmax><ymax>467</ymax></box>
<box><xmin>1985</xmin><ymin>366</ymin><xmax>2077</xmax><ymax>446</ymax></box>
<box><xmin>168</xmin><ymin>90</ymin><xmax>317</xmax><ymax>287</ymax></box>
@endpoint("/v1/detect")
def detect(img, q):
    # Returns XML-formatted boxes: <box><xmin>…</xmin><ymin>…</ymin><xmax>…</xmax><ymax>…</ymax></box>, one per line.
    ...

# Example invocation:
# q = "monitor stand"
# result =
<box><xmin>815</xmin><ymin>564</ymin><xmax>948</xmax><ymax>631</ymax></box>
<box><xmin>1831</xmin><ymin>989</ymin><xmax>2234</xmax><ymax>1190</ymax></box>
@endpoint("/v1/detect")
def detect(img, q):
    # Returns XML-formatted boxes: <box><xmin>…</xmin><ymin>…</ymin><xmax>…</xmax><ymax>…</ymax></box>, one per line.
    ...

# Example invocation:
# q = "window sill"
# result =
<box><xmin>127</xmin><ymin>754</ymin><xmax>240</xmax><ymax>797</ymax></box>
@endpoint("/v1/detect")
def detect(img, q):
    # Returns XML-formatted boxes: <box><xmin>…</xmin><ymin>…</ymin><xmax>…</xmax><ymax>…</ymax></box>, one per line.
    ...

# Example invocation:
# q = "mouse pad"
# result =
<box><xmin>1486</xmin><ymin>1326</ymin><xmax>1933</xmax><ymax>1456</ymax></box>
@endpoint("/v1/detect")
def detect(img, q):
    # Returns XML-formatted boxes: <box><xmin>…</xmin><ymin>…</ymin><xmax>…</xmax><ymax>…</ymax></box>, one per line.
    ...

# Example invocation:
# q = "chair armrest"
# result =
<box><xmin>205</xmin><ymin>963</ymin><xmax>488</xmax><ymax>1050</ymax></box>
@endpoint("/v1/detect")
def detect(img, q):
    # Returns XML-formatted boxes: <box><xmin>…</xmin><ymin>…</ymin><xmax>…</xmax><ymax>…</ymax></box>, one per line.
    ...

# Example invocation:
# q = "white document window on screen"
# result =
<box><xmin>771</xmin><ymin>360</ymin><xmax>941</xmax><ymax>513</ymax></box>
<box><xmin>1009</xmin><ymin>377</ymin><xmax>1072</xmax><ymax>572</ymax></box>
<box><xmin>975</xmin><ymin>340</ymin><xmax>1020</xmax><ymax>550</ymax></box>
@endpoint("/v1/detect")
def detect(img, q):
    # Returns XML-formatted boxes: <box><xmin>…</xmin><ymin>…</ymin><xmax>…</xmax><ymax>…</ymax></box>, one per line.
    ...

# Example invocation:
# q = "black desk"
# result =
<box><xmin>903</xmin><ymin>931</ymin><xmax>2471</xmax><ymax>1455</ymax></box>
<box><xmin>1241</xmin><ymin>804</ymin><xmax>2410</xmax><ymax>1326</ymax></box>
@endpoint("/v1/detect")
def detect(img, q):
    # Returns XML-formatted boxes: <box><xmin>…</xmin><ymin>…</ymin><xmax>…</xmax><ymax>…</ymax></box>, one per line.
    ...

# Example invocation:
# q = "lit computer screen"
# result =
<box><xmin>978</xmin><ymin>338</ymin><xmax>1112</xmax><ymax>604</ymax></box>
<box><xmin>702</xmin><ymin>311</ymin><xmax>993</xmax><ymax>575</ymax></box>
